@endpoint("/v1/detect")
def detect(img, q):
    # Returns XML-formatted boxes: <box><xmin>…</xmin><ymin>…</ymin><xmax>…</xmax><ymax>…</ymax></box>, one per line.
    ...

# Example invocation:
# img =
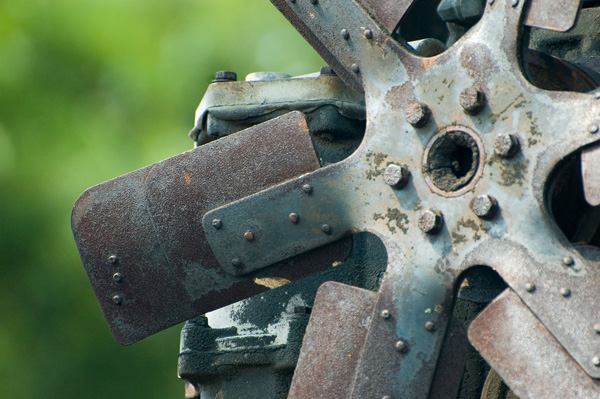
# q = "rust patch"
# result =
<box><xmin>385</xmin><ymin>82</ymin><xmax>415</xmax><ymax>111</ymax></box>
<box><xmin>499</xmin><ymin>159</ymin><xmax>529</xmax><ymax>187</ymax></box>
<box><xmin>184</xmin><ymin>173</ymin><xmax>191</xmax><ymax>185</ymax></box>
<box><xmin>460</xmin><ymin>44</ymin><xmax>498</xmax><ymax>86</ymax></box>
<box><xmin>374</xmin><ymin>208</ymin><xmax>409</xmax><ymax>234</ymax></box>
<box><xmin>365</xmin><ymin>152</ymin><xmax>389</xmax><ymax>180</ymax></box>
<box><xmin>253</xmin><ymin>277</ymin><xmax>291</xmax><ymax>289</ymax></box>
<box><xmin>526</xmin><ymin>111</ymin><xmax>542</xmax><ymax>147</ymax></box>
<box><xmin>452</xmin><ymin>218</ymin><xmax>482</xmax><ymax>244</ymax></box>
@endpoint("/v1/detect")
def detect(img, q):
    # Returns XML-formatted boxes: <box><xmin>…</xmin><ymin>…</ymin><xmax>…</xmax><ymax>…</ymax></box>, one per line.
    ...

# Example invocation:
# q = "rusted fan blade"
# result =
<box><xmin>72</xmin><ymin>112</ymin><xmax>351</xmax><ymax>345</ymax></box>
<box><xmin>582</xmin><ymin>143</ymin><xmax>600</xmax><ymax>206</ymax></box>
<box><xmin>524</xmin><ymin>0</ymin><xmax>582</xmax><ymax>32</ymax></box>
<box><xmin>468</xmin><ymin>289</ymin><xmax>600</xmax><ymax>398</ymax></box>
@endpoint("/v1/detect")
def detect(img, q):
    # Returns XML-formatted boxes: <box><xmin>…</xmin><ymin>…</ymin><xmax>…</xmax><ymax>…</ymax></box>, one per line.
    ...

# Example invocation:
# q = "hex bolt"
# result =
<box><xmin>213</xmin><ymin>71</ymin><xmax>237</xmax><ymax>82</ymax></box>
<box><xmin>418</xmin><ymin>210</ymin><xmax>443</xmax><ymax>234</ymax></box>
<box><xmin>212</xmin><ymin>218</ymin><xmax>223</xmax><ymax>229</ymax></box>
<box><xmin>425</xmin><ymin>321</ymin><xmax>437</xmax><ymax>332</ymax></box>
<box><xmin>589</xmin><ymin>124</ymin><xmax>599</xmax><ymax>134</ymax></box>
<box><xmin>562</xmin><ymin>256</ymin><xmax>574</xmax><ymax>266</ymax></box>
<box><xmin>384</xmin><ymin>164</ymin><xmax>411</xmax><ymax>189</ymax></box>
<box><xmin>302</xmin><ymin>184</ymin><xmax>313</xmax><ymax>194</ymax></box>
<box><xmin>470</xmin><ymin>195</ymin><xmax>498</xmax><ymax>219</ymax></box>
<box><xmin>406</xmin><ymin>102</ymin><xmax>431</xmax><ymax>128</ymax></box>
<box><xmin>289</xmin><ymin>213</ymin><xmax>300</xmax><ymax>224</ymax></box>
<box><xmin>244</xmin><ymin>231</ymin><xmax>255</xmax><ymax>242</ymax></box>
<box><xmin>108</xmin><ymin>255</ymin><xmax>119</xmax><ymax>265</ymax></box>
<box><xmin>231</xmin><ymin>258</ymin><xmax>243</xmax><ymax>269</ymax></box>
<box><xmin>593</xmin><ymin>356</ymin><xmax>600</xmax><ymax>367</ymax></box>
<box><xmin>525</xmin><ymin>283</ymin><xmax>536</xmax><ymax>292</ymax></box>
<box><xmin>560</xmin><ymin>287</ymin><xmax>571</xmax><ymax>297</ymax></box>
<box><xmin>460</xmin><ymin>86</ymin><xmax>486</xmax><ymax>114</ymax></box>
<box><xmin>381</xmin><ymin>309</ymin><xmax>391</xmax><ymax>319</ymax></box>
<box><xmin>341</xmin><ymin>28</ymin><xmax>350</xmax><ymax>40</ymax></box>
<box><xmin>112</xmin><ymin>295</ymin><xmax>122</xmax><ymax>305</ymax></box>
<box><xmin>363</xmin><ymin>29</ymin><xmax>373</xmax><ymax>39</ymax></box>
<box><xmin>321</xmin><ymin>224</ymin><xmax>332</xmax><ymax>235</ymax></box>
<box><xmin>395</xmin><ymin>340</ymin><xmax>409</xmax><ymax>353</ymax></box>
<box><xmin>351</xmin><ymin>63</ymin><xmax>360</xmax><ymax>73</ymax></box>
<box><xmin>494</xmin><ymin>133</ymin><xmax>520</xmax><ymax>158</ymax></box>
<box><xmin>112</xmin><ymin>273</ymin><xmax>123</xmax><ymax>283</ymax></box>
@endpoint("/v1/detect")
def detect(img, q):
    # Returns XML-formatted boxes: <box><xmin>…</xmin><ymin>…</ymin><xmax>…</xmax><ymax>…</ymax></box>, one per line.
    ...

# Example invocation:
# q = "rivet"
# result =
<box><xmin>525</xmin><ymin>283</ymin><xmax>536</xmax><ymax>292</ymax></box>
<box><xmin>112</xmin><ymin>295</ymin><xmax>122</xmax><ymax>305</ymax></box>
<box><xmin>212</xmin><ymin>218</ymin><xmax>222</xmax><ymax>229</ymax></box>
<box><xmin>384</xmin><ymin>164</ymin><xmax>410</xmax><ymax>189</ymax></box>
<box><xmin>108</xmin><ymin>255</ymin><xmax>118</xmax><ymax>264</ymax></box>
<box><xmin>470</xmin><ymin>195</ymin><xmax>498</xmax><ymax>219</ymax></box>
<box><xmin>562</xmin><ymin>256</ymin><xmax>574</xmax><ymax>266</ymax></box>
<box><xmin>112</xmin><ymin>273</ymin><xmax>123</xmax><ymax>283</ymax></box>
<box><xmin>381</xmin><ymin>309</ymin><xmax>391</xmax><ymax>319</ymax></box>
<box><xmin>494</xmin><ymin>133</ymin><xmax>520</xmax><ymax>158</ymax></box>
<box><xmin>560</xmin><ymin>287</ymin><xmax>571</xmax><ymax>297</ymax></box>
<box><xmin>341</xmin><ymin>28</ymin><xmax>350</xmax><ymax>40</ymax></box>
<box><xmin>351</xmin><ymin>63</ymin><xmax>360</xmax><ymax>73</ymax></box>
<box><xmin>589</xmin><ymin>124</ymin><xmax>599</xmax><ymax>134</ymax></box>
<box><xmin>593</xmin><ymin>356</ymin><xmax>600</xmax><ymax>367</ymax></box>
<box><xmin>594</xmin><ymin>324</ymin><xmax>600</xmax><ymax>334</ymax></box>
<box><xmin>244</xmin><ymin>231</ymin><xmax>255</xmax><ymax>242</ymax></box>
<box><xmin>395</xmin><ymin>340</ymin><xmax>409</xmax><ymax>353</ymax></box>
<box><xmin>595</xmin><ymin>92</ymin><xmax>600</xmax><ymax>100</ymax></box>
<box><xmin>231</xmin><ymin>258</ymin><xmax>243</xmax><ymax>268</ymax></box>
<box><xmin>406</xmin><ymin>102</ymin><xmax>431</xmax><ymax>128</ymax></box>
<box><xmin>425</xmin><ymin>321</ymin><xmax>437</xmax><ymax>332</ymax></box>
<box><xmin>321</xmin><ymin>224</ymin><xmax>332</xmax><ymax>235</ymax></box>
<box><xmin>310</xmin><ymin>0</ymin><xmax>318</xmax><ymax>4</ymax></box>
<box><xmin>302</xmin><ymin>184</ymin><xmax>313</xmax><ymax>194</ymax></box>
<box><xmin>488</xmin><ymin>0</ymin><xmax>494</xmax><ymax>4</ymax></box>
<box><xmin>382</xmin><ymin>396</ymin><xmax>393</xmax><ymax>399</ymax></box>
<box><xmin>289</xmin><ymin>213</ymin><xmax>300</xmax><ymax>224</ymax></box>
<box><xmin>418</xmin><ymin>210</ymin><xmax>443</xmax><ymax>234</ymax></box>
<box><xmin>363</xmin><ymin>29</ymin><xmax>373</xmax><ymax>39</ymax></box>
<box><xmin>511</xmin><ymin>0</ymin><xmax>519</xmax><ymax>7</ymax></box>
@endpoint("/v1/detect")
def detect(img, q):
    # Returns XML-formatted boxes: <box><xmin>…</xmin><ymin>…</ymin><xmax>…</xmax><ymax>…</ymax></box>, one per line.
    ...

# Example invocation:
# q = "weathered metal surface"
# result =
<box><xmin>354</xmin><ymin>0</ymin><xmax>416</xmax><ymax>33</ymax></box>
<box><xmin>524</xmin><ymin>0</ymin><xmax>582</xmax><ymax>32</ymax></box>
<box><xmin>582</xmin><ymin>143</ymin><xmax>600</xmax><ymax>206</ymax></box>
<box><xmin>72</xmin><ymin>112</ymin><xmax>351</xmax><ymax>345</ymax></box>
<box><xmin>469</xmin><ymin>289</ymin><xmax>600</xmax><ymax>398</ymax></box>
<box><xmin>287</xmin><ymin>282</ymin><xmax>377</xmax><ymax>399</ymax></box>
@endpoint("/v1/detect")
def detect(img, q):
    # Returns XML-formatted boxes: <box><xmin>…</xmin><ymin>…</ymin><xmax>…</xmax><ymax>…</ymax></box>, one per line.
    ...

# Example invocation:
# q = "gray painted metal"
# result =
<box><xmin>469</xmin><ymin>289</ymin><xmax>600</xmax><ymax>398</ymax></box>
<box><xmin>72</xmin><ymin>112</ymin><xmax>351</xmax><ymax>345</ymax></box>
<box><xmin>524</xmin><ymin>0</ymin><xmax>582</xmax><ymax>32</ymax></box>
<box><xmin>582</xmin><ymin>143</ymin><xmax>600</xmax><ymax>206</ymax></box>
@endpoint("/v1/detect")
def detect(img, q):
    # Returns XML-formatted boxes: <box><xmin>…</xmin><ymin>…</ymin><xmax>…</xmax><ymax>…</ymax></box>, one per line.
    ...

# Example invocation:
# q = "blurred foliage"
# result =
<box><xmin>0</xmin><ymin>0</ymin><xmax>322</xmax><ymax>397</ymax></box>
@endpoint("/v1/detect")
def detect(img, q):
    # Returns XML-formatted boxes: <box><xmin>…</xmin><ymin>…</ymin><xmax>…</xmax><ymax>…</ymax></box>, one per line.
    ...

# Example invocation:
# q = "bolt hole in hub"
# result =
<box><xmin>424</xmin><ymin>126</ymin><xmax>484</xmax><ymax>196</ymax></box>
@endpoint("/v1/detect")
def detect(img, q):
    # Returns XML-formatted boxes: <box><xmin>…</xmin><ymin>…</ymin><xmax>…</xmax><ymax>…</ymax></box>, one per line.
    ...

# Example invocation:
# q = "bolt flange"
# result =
<box><xmin>419</xmin><ymin>210</ymin><xmax>443</xmax><ymax>234</ymax></box>
<box><xmin>406</xmin><ymin>102</ymin><xmax>431</xmax><ymax>127</ymax></box>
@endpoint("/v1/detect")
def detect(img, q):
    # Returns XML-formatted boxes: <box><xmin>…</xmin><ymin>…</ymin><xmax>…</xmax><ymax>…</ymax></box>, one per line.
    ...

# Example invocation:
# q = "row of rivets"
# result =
<box><xmin>108</xmin><ymin>255</ymin><xmax>123</xmax><ymax>305</ymax></box>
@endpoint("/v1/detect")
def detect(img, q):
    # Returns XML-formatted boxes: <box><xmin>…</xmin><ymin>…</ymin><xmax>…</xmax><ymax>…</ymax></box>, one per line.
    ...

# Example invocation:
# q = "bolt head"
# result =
<box><xmin>214</xmin><ymin>71</ymin><xmax>237</xmax><ymax>82</ymax></box>
<box><xmin>381</xmin><ymin>309</ymin><xmax>391</xmax><ymax>319</ymax></box>
<box><xmin>590</xmin><ymin>124</ymin><xmax>599</xmax><ymax>134</ymax></box>
<box><xmin>525</xmin><ymin>283</ymin><xmax>536</xmax><ymax>292</ymax></box>
<box><xmin>351</xmin><ymin>63</ymin><xmax>360</xmax><ymax>73</ymax></box>
<box><xmin>112</xmin><ymin>295</ymin><xmax>122</xmax><ymax>305</ymax></box>
<box><xmin>341</xmin><ymin>28</ymin><xmax>350</xmax><ymax>40</ymax></box>
<box><xmin>560</xmin><ymin>287</ymin><xmax>571</xmax><ymax>297</ymax></box>
<box><xmin>212</xmin><ymin>218</ymin><xmax>222</xmax><ymax>229</ymax></box>
<box><xmin>112</xmin><ymin>273</ymin><xmax>123</xmax><ymax>283</ymax></box>
<box><xmin>384</xmin><ymin>164</ymin><xmax>410</xmax><ymax>189</ymax></box>
<box><xmin>395</xmin><ymin>340</ymin><xmax>409</xmax><ymax>353</ymax></box>
<box><xmin>363</xmin><ymin>29</ymin><xmax>373</xmax><ymax>39</ymax></box>
<box><xmin>406</xmin><ymin>102</ymin><xmax>431</xmax><ymax>127</ymax></box>
<box><xmin>562</xmin><ymin>256</ymin><xmax>574</xmax><ymax>266</ymax></box>
<box><xmin>418</xmin><ymin>210</ymin><xmax>443</xmax><ymax>234</ymax></box>
<box><xmin>424</xmin><ymin>321</ymin><xmax>437</xmax><ymax>332</ymax></box>
<box><xmin>470</xmin><ymin>195</ymin><xmax>498</xmax><ymax>219</ymax></box>
<box><xmin>231</xmin><ymin>258</ymin><xmax>243</xmax><ymax>268</ymax></box>
<box><xmin>289</xmin><ymin>213</ymin><xmax>300</xmax><ymax>224</ymax></box>
<box><xmin>460</xmin><ymin>86</ymin><xmax>486</xmax><ymax>114</ymax></box>
<box><xmin>594</xmin><ymin>324</ymin><xmax>600</xmax><ymax>334</ymax></box>
<box><xmin>302</xmin><ymin>184</ymin><xmax>313</xmax><ymax>194</ymax></box>
<box><xmin>593</xmin><ymin>356</ymin><xmax>600</xmax><ymax>367</ymax></box>
<box><xmin>494</xmin><ymin>133</ymin><xmax>520</xmax><ymax>158</ymax></box>
<box><xmin>244</xmin><ymin>231</ymin><xmax>255</xmax><ymax>242</ymax></box>
<box><xmin>320</xmin><ymin>66</ymin><xmax>335</xmax><ymax>76</ymax></box>
<box><xmin>321</xmin><ymin>224</ymin><xmax>332</xmax><ymax>235</ymax></box>
<box><xmin>108</xmin><ymin>255</ymin><xmax>118</xmax><ymax>264</ymax></box>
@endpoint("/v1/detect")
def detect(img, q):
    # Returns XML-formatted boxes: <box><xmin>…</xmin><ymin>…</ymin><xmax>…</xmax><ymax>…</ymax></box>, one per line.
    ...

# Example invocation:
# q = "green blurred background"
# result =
<box><xmin>0</xmin><ymin>1</ymin><xmax>322</xmax><ymax>397</ymax></box>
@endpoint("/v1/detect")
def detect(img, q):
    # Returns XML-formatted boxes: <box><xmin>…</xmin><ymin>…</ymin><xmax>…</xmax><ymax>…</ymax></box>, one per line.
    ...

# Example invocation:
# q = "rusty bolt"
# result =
<box><xmin>525</xmin><ymin>283</ymin><xmax>536</xmax><ymax>292</ymax></box>
<box><xmin>302</xmin><ymin>184</ymin><xmax>313</xmax><ymax>194</ymax></box>
<box><xmin>460</xmin><ymin>86</ymin><xmax>486</xmax><ymax>114</ymax></box>
<box><xmin>406</xmin><ymin>102</ymin><xmax>431</xmax><ymax>128</ymax></box>
<box><xmin>321</xmin><ymin>224</ymin><xmax>332</xmax><ymax>235</ymax></box>
<box><xmin>395</xmin><ymin>340</ymin><xmax>409</xmax><ymax>353</ymax></box>
<box><xmin>341</xmin><ymin>28</ymin><xmax>350</xmax><ymax>40</ymax></box>
<box><xmin>384</xmin><ymin>164</ymin><xmax>410</xmax><ymax>189</ymax></box>
<box><xmin>418</xmin><ymin>210</ymin><xmax>443</xmax><ymax>234</ymax></box>
<box><xmin>212</xmin><ymin>218</ymin><xmax>222</xmax><ymax>229</ymax></box>
<box><xmin>351</xmin><ymin>63</ymin><xmax>360</xmax><ymax>73</ymax></box>
<box><xmin>231</xmin><ymin>258</ymin><xmax>243</xmax><ymax>269</ymax></box>
<box><xmin>112</xmin><ymin>273</ymin><xmax>123</xmax><ymax>283</ymax></box>
<box><xmin>363</xmin><ymin>29</ymin><xmax>373</xmax><ymax>39</ymax></box>
<box><xmin>108</xmin><ymin>255</ymin><xmax>118</xmax><ymax>264</ymax></box>
<box><xmin>112</xmin><ymin>295</ymin><xmax>122</xmax><ymax>305</ymax></box>
<box><xmin>594</xmin><ymin>324</ymin><xmax>600</xmax><ymax>334</ymax></box>
<box><xmin>244</xmin><ymin>231</ymin><xmax>255</xmax><ymax>242</ymax></box>
<box><xmin>424</xmin><ymin>321</ymin><xmax>437</xmax><ymax>332</ymax></box>
<box><xmin>562</xmin><ymin>256</ymin><xmax>574</xmax><ymax>266</ymax></box>
<box><xmin>213</xmin><ymin>71</ymin><xmax>237</xmax><ymax>82</ymax></box>
<box><xmin>494</xmin><ymin>133</ymin><xmax>519</xmax><ymax>158</ymax></box>
<box><xmin>560</xmin><ymin>287</ymin><xmax>571</xmax><ymax>297</ymax></box>
<box><xmin>593</xmin><ymin>356</ymin><xmax>600</xmax><ymax>367</ymax></box>
<box><xmin>381</xmin><ymin>309</ymin><xmax>391</xmax><ymax>319</ymax></box>
<box><xmin>470</xmin><ymin>195</ymin><xmax>498</xmax><ymax>219</ymax></box>
<box><xmin>289</xmin><ymin>213</ymin><xmax>300</xmax><ymax>224</ymax></box>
